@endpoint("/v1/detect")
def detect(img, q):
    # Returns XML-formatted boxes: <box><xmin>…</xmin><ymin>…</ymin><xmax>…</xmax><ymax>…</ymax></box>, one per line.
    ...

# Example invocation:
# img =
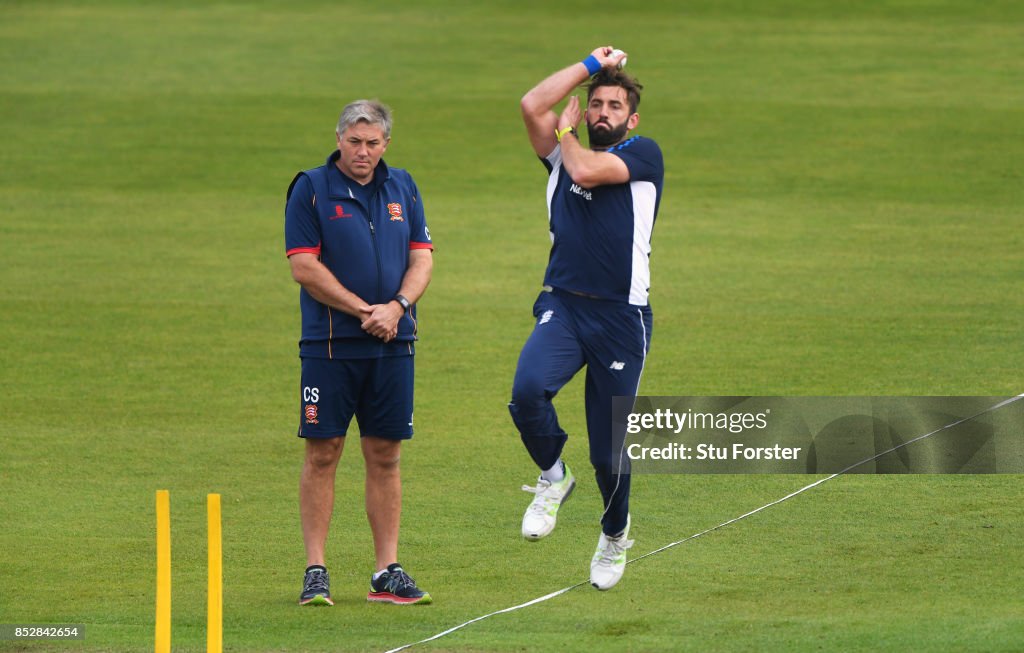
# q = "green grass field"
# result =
<box><xmin>1</xmin><ymin>1</ymin><xmax>1022</xmax><ymax>651</ymax></box>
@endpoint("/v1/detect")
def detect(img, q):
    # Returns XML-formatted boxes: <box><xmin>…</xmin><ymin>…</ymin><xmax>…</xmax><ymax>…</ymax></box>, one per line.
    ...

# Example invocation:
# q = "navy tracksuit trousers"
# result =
<box><xmin>509</xmin><ymin>288</ymin><xmax>652</xmax><ymax>537</ymax></box>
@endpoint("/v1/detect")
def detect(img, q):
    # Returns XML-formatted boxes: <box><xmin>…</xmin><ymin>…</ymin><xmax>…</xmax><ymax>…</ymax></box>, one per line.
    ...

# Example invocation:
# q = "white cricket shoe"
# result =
<box><xmin>521</xmin><ymin>463</ymin><xmax>576</xmax><ymax>540</ymax></box>
<box><xmin>590</xmin><ymin>514</ymin><xmax>633</xmax><ymax>590</ymax></box>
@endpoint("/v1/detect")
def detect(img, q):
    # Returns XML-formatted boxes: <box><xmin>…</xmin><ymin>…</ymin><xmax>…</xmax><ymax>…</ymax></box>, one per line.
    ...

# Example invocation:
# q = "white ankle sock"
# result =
<box><xmin>541</xmin><ymin>460</ymin><xmax>564</xmax><ymax>483</ymax></box>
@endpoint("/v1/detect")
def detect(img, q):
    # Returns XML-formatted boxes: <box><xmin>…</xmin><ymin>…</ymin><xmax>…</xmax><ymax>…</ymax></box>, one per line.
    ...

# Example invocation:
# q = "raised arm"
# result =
<box><xmin>520</xmin><ymin>46</ymin><xmax>626</xmax><ymax>158</ymax></box>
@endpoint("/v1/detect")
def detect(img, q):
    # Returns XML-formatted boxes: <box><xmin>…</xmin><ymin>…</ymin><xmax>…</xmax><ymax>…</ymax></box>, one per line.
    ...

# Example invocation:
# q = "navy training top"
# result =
<box><xmin>541</xmin><ymin>135</ymin><xmax>663</xmax><ymax>306</ymax></box>
<box><xmin>285</xmin><ymin>151</ymin><xmax>433</xmax><ymax>359</ymax></box>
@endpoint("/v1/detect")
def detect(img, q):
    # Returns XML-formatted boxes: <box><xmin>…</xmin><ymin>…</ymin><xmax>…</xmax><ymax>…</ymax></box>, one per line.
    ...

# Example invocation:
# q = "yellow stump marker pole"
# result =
<box><xmin>155</xmin><ymin>490</ymin><xmax>171</xmax><ymax>653</ymax></box>
<box><xmin>207</xmin><ymin>493</ymin><xmax>223</xmax><ymax>653</ymax></box>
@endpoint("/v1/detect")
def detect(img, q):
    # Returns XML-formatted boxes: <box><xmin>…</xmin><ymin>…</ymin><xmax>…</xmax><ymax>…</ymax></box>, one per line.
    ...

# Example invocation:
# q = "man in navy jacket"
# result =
<box><xmin>285</xmin><ymin>99</ymin><xmax>433</xmax><ymax>606</ymax></box>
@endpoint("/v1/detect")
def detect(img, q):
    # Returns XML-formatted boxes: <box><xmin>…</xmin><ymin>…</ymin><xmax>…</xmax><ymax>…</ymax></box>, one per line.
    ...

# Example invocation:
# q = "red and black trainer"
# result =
<box><xmin>367</xmin><ymin>563</ymin><xmax>432</xmax><ymax>605</ymax></box>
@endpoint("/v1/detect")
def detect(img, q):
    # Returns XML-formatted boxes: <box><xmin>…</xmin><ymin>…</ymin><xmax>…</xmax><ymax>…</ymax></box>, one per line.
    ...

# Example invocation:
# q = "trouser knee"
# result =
<box><xmin>510</xmin><ymin>401</ymin><xmax>567</xmax><ymax>471</ymax></box>
<box><xmin>508</xmin><ymin>379</ymin><xmax>563</xmax><ymax>437</ymax></box>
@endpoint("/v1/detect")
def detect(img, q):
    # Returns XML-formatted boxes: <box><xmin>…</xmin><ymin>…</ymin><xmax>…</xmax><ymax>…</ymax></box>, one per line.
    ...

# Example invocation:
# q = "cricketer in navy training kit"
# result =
<box><xmin>511</xmin><ymin>46</ymin><xmax>664</xmax><ymax>590</ymax></box>
<box><xmin>285</xmin><ymin>99</ymin><xmax>434</xmax><ymax>606</ymax></box>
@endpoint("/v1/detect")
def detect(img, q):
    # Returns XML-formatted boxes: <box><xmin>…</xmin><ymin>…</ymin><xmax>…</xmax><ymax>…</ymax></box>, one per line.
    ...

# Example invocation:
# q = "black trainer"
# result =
<box><xmin>367</xmin><ymin>563</ymin><xmax>432</xmax><ymax>605</ymax></box>
<box><xmin>299</xmin><ymin>565</ymin><xmax>333</xmax><ymax>606</ymax></box>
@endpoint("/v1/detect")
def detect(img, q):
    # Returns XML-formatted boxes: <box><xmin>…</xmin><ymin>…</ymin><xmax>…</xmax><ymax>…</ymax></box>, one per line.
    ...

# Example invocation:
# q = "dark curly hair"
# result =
<box><xmin>586</xmin><ymin>68</ymin><xmax>643</xmax><ymax>114</ymax></box>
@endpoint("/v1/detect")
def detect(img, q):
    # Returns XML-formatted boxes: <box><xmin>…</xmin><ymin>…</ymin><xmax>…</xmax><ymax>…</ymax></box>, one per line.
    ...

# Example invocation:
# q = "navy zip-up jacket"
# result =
<box><xmin>285</xmin><ymin>151</ymin><xmax>433</xmax><ymax>359</ymax></box>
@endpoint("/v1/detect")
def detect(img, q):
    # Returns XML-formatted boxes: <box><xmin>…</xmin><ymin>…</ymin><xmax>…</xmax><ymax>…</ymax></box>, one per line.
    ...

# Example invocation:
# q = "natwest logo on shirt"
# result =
<box><xmin>569</xmin><ymin>183</ymin><xmax>592</xmax><ymax>200</ymax></box>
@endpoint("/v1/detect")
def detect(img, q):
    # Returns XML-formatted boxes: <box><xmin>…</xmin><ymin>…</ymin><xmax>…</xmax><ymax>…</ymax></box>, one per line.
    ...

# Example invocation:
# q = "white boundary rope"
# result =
<box><xmin>383</xmin><ymin>394</ymin><xmax>1023</xmax><ymax>653</ymax></box>
<box><xmin>381</xmin><ymin>584</ymin><xmax>589</xmax><ymax>653</ymax></box>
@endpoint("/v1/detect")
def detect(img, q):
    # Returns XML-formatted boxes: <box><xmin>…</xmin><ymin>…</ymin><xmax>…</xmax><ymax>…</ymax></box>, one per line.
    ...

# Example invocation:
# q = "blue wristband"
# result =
<box><xmin>582</xmin><ymin>55</ymin><xmax>601</xmax><ymax>76</ymax></box>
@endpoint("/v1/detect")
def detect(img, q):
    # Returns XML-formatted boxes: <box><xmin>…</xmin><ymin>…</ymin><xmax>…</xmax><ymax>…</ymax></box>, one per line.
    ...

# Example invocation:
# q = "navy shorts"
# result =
<box><xmin>298</xmin><ymin>355</ymin><xmax>415</xmax><ymax>440</ymax></box>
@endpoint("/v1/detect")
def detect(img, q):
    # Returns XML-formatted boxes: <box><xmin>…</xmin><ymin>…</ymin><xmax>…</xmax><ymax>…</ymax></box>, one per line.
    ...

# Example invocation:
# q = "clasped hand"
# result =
<box><xmin>359</xmin><ymin>302</ymin><xmax>402</xmax><ymax>342</ymax></box>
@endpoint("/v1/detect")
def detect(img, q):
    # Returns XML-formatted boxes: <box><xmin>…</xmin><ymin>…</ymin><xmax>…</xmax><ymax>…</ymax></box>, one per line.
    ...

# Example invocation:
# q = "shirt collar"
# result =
<box><xmin>325</xmin><ymin>150</ymin><xmax>390</xmax><ymax>198</ymax></box>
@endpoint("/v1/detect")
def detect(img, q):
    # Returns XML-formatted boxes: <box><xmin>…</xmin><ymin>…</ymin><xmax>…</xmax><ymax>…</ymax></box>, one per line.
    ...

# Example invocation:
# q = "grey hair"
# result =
<box><xmin>336</xmin><ymin>99</ymin><xmax>393</xmax><ymax>139</ymax></box>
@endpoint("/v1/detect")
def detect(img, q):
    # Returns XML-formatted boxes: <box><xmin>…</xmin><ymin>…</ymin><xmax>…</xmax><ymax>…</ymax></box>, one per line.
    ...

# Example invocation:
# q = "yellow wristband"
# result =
<box><xmin>555</xmin><ymin>126</ymin><xmax>575</xmax><ymax>142</ymax></box>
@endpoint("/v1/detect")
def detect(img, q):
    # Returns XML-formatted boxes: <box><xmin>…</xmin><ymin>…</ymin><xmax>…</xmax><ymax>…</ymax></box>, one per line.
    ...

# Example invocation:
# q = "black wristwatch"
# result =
<box><xmin>394</xmin><ymin>294</ymin><xmax>411</xmax><ymax>311</ymax></box>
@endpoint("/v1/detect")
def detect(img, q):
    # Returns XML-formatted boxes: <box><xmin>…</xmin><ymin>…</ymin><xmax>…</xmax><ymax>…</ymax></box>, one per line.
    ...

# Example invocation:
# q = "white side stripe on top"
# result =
<box><xmin>544</xmin><ymin>146</ymin><xmax>563</xmax><ymax>243</ymax></box>
<box><xmin>628</xmin><ymin>180</ymin><xmax>657</xmax><ymax>306</ymax></box>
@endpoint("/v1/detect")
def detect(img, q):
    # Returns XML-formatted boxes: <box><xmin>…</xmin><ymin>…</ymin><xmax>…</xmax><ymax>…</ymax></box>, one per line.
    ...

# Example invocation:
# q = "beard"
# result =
<box><xmin>586</xmin><ymin>118</ymin><xmax>630</xmax><ymax>148</ymax></box>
